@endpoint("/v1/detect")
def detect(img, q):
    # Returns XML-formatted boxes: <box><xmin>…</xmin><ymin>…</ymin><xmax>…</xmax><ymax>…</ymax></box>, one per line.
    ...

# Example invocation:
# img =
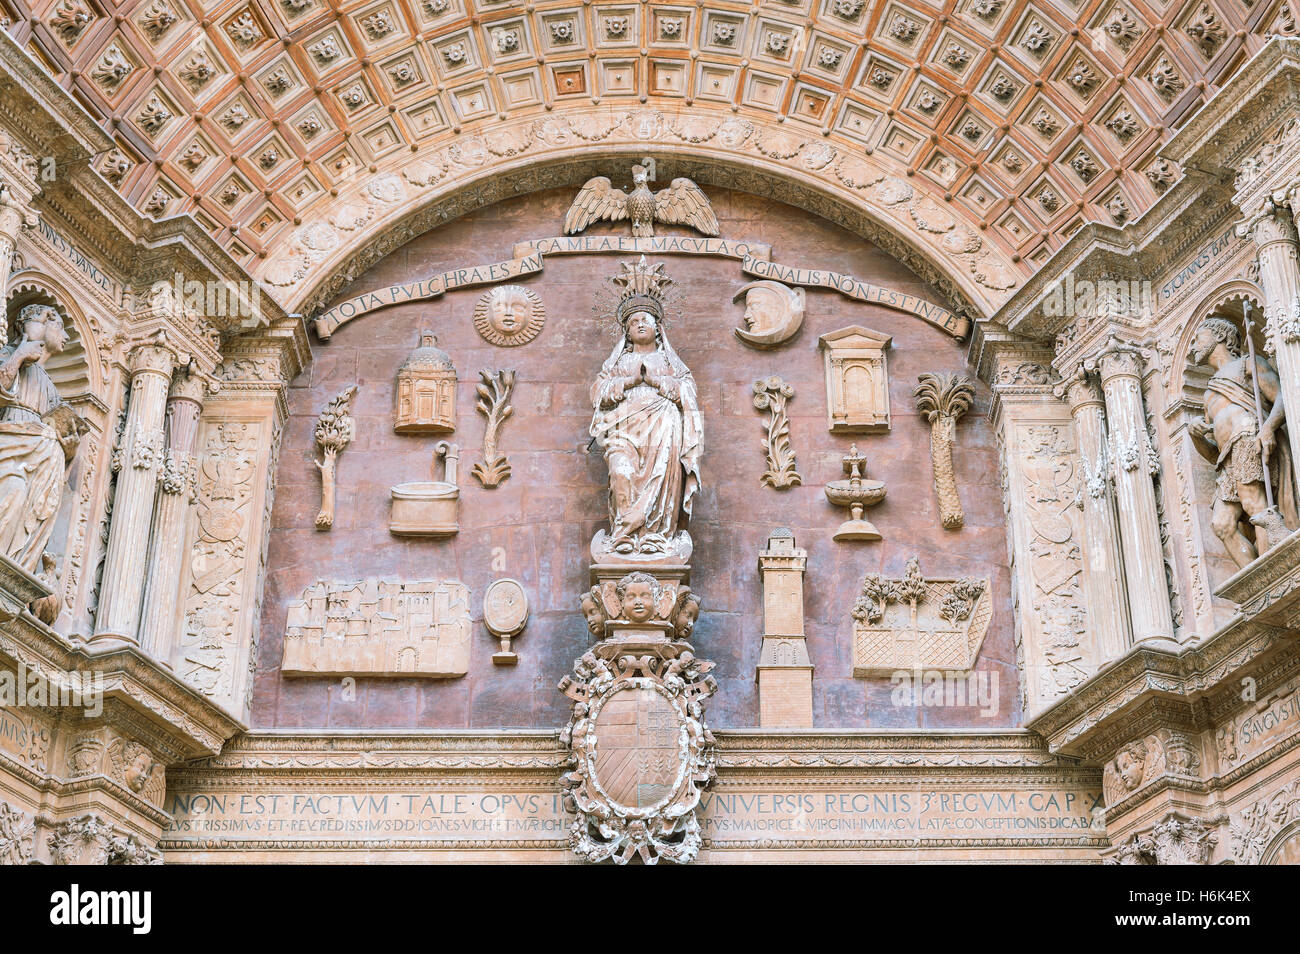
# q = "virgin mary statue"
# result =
<box><xmin>590</xmin><ymin>259</ymin><xmax>702</xmax><ymax>562</ymax></box>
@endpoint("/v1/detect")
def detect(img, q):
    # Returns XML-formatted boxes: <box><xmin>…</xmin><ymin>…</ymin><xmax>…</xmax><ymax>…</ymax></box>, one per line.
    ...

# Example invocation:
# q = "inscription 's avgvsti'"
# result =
<box><xmin>281</xmin><ymin>578</ymin><xmax>471</xmax><ymax>678</ymax></box>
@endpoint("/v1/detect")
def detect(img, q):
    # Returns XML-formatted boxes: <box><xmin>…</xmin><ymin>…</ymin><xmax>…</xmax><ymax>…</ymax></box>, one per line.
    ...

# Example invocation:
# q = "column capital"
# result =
<box><xmin>1237</xmin><ymin>195</ymin><xmax>1299</xmax><ymax>247</ymax></box>
<box><xmin>168</xmin><ymin>367</ymin><xmax>208</xmax><ymax>405</ymax></box>
<box><xmin>1092</xmin><ymin>336</ymin><xmax>1146</xmax><ymax>382</ymax></box>
<box><xmin>1056</xmin><ymin>365</ymin><xmax>1105</xmax><ymax>411</ymax></box>
<box><xmin>0</xmin><ymin>180</ymin><xmax>38</xmax><ymax>242</ymax></box>
<box><xmin>126</xmin><ymin>333</ymin><xmax>180</xmax><ymax>379</ymax></box>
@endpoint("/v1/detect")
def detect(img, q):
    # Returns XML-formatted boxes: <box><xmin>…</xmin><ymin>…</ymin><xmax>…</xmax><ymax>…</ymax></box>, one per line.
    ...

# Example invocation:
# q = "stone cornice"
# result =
<box><xmin>0</xmin><ymin>606</ymin><xmax>244</xmax><ymax>762</ymax></box>
<box><xmin>1027</xmin><ymin>613</ymin><xmax>1296</xmax><ymax>760</ymax></box>
<box><xmin>990</xmin><ymin>169</ymin><xmax>1236</xmax><ymax>343</ymax></box>
<box><xmin>174</xmin><ymin>727</ymin><xmax>1087</xmax><ymax>777</ymax></box>
<box><xmin>0</xmin><ymin>30</ymin><xmax>111</xmax><ymax>161</ymax></box>
<box><xmin>1163</xmin><ymin>37</ymin><xmax>1300</xmax><ymax>177</ymax></box>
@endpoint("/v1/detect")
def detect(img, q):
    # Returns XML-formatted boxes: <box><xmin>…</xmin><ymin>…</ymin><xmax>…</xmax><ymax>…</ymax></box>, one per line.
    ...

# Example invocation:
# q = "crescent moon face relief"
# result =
<box><xmin>733</xmin><ymin>280</ymin><xmax>805</xmax><ymax>349</ymax></box>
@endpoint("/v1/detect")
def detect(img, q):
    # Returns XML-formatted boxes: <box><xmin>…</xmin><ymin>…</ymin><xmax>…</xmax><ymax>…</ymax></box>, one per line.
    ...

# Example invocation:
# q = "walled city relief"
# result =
<box><xmin>281</xmin><ymin>578</ymin><xmax>472</xmax><ymax>678</ymax></box>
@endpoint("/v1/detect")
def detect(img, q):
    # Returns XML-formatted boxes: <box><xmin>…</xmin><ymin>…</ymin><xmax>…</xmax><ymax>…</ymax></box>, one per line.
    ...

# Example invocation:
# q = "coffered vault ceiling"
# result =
<box><xmin>8</xmin><ymin>0</ymin><xmax>1290</xmax><ymax>314</ymax></box>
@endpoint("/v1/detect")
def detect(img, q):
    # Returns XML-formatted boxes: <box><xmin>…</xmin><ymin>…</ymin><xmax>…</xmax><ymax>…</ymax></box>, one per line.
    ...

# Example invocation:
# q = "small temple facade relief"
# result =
<box><xmin>394</xmin><ymin>331</ymin><xmax>455</xmax><ymax>433</ymax></box>
<box><xmin>281</xmin><ymin>578</ymin><xmax>472</xmax><ymax>677</ymax></box>
<box><xmin>850</xmin><ymin>556</ymin><xmax>991</xmax><ymax>677</ymax></box>
<box><xmin>819</xmin><ymin>325</ymin><xmax>892</xmax><ymax>433</ymax></box>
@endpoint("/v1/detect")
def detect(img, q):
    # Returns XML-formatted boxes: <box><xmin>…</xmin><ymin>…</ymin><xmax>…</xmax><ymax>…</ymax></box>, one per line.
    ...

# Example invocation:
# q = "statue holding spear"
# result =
<box><xmin>1189</xmin><ymin>303</ymin><xmax>1297</xmax><ymax>568</ymax></box>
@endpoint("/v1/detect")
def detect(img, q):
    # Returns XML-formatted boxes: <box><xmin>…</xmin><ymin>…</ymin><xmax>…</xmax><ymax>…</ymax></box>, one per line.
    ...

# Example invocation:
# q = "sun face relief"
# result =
<box><xmin>473</xmin><ymin>284</ymin><xmax>545</xmax><ymax>346</ymax></box>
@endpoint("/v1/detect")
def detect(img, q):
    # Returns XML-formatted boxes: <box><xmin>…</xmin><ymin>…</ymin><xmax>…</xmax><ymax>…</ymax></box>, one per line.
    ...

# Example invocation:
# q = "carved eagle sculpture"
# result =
<box><xmin>564</xmin><ymin>165</ymin><xmax>719</xmax><ymax>238</ymax></box>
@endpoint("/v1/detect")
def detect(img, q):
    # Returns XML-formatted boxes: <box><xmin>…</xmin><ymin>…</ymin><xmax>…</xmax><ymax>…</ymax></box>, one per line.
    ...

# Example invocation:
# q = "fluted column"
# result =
<box><xmin>92</xmin><ymin>340</ymin><xmax>177</xmax><ymax>647</ymax></box>
<box><xmin>0</xmin><ymin>183</ymin><xmax>33</xmax><ymax>344</ymax></box>
<box><xmin>1063</xmin><ymin>370</ymin><xmax>1132</xmax><ymax>662</ymax></box>
<box><xmin>137</xmin><ymin>369</ymin><xmax>205</xmax><ymax>661</ymax></box>
<box><xmin>1255</xmin><ymin>199</ymin><xmax>1300</xmax><ymax>478</ymax></box>
<box><xmin>1096</xmin><ymin>340</ymin><xmax>1174</xmax><ymax>644</ymax></box>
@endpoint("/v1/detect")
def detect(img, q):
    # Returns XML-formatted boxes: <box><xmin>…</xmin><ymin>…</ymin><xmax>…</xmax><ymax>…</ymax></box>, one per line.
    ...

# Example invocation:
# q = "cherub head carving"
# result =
<box><xmin>580</xmin><ymin>586</ymin><xmax>607</xmax><ymax>638</ymax></box>
<box><xmin>615</xmin><ymin>572</ymin><xmax>661</xmax><ymax>623</ymax></box>
<box><xmin>1114</xmin><ymin>739</ymin><xmax>1148</xmax><ymax>791</ymax></box>
<box><xmin>672</xmin><ymin>589</ymin><xmax>701</xmax><ymax>639</ymax></box>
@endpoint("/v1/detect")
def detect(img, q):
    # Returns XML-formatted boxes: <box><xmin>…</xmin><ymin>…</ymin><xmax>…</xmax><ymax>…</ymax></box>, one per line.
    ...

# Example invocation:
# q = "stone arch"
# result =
<box><xmin>1169</xmin><ymin>278</ymin><xmax>1266</xmax><ymax>402</ymax></box>
<box><xmin>5</xmin><ymin>270</ymin><xmax>104</xmax><ymax>403</ymax></box>
<box><xmin>1262</xmin><ymin>819</ymin><xmax>1300</xmax><ymax>865</ymax></box>
<box><xmin>258</xmin><ymin>108</ymin><xmax>1021</xmax><ymax>325</ymax></box>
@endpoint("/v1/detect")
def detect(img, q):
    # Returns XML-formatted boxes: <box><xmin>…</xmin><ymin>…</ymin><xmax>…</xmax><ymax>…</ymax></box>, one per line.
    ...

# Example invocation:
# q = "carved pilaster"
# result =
<box><xmin>1094</xmin><ymin>339</ymin><xmax>1175</xmax><ymax>644</ymax></box>
<box><xmin>137</xmin><ymin>369</ymin><xmax>205</xmax><ymax>662</ymax></box>
<box><xmin>1061</xmin><ymin>370</ymin><xmax>1132</xmax><ymax>662</ymax></box>
<box><xmin>0</xmin><ymin>180</ymin><xmax>36</xmax><ymax>343</ymax></box>
<box><xmin>1251</xmin><ymin>197</ymin><xmax>1300</xmax><ymax>477</ymax></box>
<box><xmin>92</xmin><ymin>338</ymin><xmax>178</xmax><ymax>647</ymax></box>
<box><xmin>993</xmin><ymin>370</ymin><xmax>1093</xmax><ymax>713</ymax></box>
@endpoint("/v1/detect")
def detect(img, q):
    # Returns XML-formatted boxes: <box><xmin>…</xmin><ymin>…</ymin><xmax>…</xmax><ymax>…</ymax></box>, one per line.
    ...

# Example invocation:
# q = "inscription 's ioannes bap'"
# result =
<box><xmin>161</xmin><ymin>782</ymin><xmax>1104</xmax><ymax>850</ymax></box>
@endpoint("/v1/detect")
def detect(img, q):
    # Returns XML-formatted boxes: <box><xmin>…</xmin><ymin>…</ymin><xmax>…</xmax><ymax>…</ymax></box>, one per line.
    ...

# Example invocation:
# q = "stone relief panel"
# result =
<box><xmin>255</xmin><ymin>186</ymin><xmax>1013</xmax><ymax>730</ymax></box>
<box><xmin>999</xmin><ymin>412</ymin><xmax>1092</xmax><ymax>711</ymax></box>
<box><xmin>177</xmin><ymin>413</ymin><xmax>272</xmax><ymax>715</ymax></box>
<box><xmin>1102</xmin><ymin>728</ymin><xmax>1203</xmax><ymax>807</ymax></box>
<box><xmin>851</xmin><ymin>556</ymin><xmax>991</xmax><ymax>676</ymax></box>
<box><xmin>281</xmin><ymin>578</ymin><xmax>471</xmax><ymax>677</ymax></box>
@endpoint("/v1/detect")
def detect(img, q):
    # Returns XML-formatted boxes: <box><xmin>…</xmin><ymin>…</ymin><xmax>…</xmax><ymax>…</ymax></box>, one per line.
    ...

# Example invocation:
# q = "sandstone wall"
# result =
<box><xmin>252</xmin><ymin>186</ymin><xmax>1017</xmax><ymax>730</ymax></box>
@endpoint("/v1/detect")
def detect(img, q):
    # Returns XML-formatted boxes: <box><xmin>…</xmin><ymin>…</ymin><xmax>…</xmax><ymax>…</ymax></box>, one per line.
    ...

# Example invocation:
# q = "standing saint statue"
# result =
<box><xmin>590</xmin><ymin>258</ymin><xmax>702</xmax><ymax>562</ymax></box>
<box><xmin>0</xmin><ymin>304</ymin><xmax>84</xmax><ymax>574</ymax></box>
<box><xmin>1189</xmin><ymin>314</ymin><xmax>1297</xmax><ymax>568</ymax></box>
